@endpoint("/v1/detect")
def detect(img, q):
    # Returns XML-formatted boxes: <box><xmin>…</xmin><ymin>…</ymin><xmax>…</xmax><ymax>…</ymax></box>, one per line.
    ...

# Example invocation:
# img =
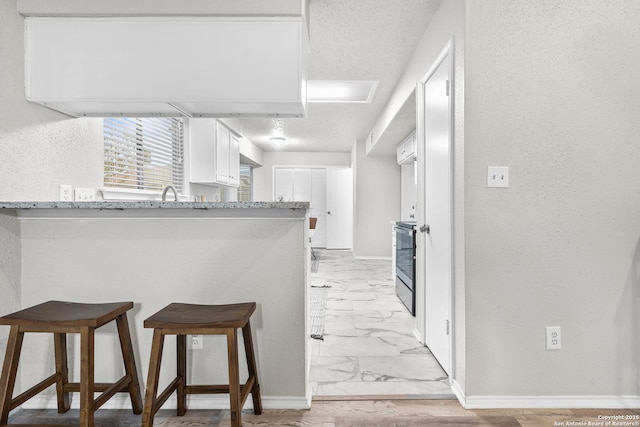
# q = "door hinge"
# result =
<box><xmin>446</xmin><ymin>319</ymin><xmax>450</xmax><ymax>335</ymax></box>
<box><xmin>445</xmin><ymin>80</ymin><xmax>450</xmax><ymax>96</ymax></box>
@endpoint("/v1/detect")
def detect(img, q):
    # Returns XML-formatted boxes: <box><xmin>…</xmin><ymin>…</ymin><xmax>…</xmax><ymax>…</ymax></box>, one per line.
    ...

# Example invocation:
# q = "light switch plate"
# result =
<box><xmin>487</xmin><ymin>166</ymin><xmax>509</xmax><ymax>188</ymax></box>
<box><xmin>74</xmin><ymin>187</ymin><xmax>96</xmax><ymax>201</ymax></box>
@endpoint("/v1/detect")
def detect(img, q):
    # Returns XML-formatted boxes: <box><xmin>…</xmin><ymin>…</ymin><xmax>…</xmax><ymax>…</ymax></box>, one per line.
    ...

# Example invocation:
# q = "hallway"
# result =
<box><xmin>309</xmin><ymin>250</ymin><xmax>452</xmax><ymax>397</ymax></box>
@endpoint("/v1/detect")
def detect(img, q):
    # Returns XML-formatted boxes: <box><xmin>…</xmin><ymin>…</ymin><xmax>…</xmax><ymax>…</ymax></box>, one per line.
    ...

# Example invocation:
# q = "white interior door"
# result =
<box><xmin>420</xmin><ymin>46</ymin><xmax>453</xmax><ymax>375</ymax></box>
<box><xmin>311</xmin><ymin>169</ymin><xmax>327</xmax><ymax>248</ymax></box>
<box><xmin>274</xmin><ymin>168</ymin><xmax>294</xmax><ymax>201</ymax></box>
<box><xmin>293</xmin><ymin>168</ymin><xmax>311</xmax><ymax>201</ymax></box>
<box><xmin>326</xmin><ymin>167</ymin><xmax>353</xmax><ymax>250</ymax></box>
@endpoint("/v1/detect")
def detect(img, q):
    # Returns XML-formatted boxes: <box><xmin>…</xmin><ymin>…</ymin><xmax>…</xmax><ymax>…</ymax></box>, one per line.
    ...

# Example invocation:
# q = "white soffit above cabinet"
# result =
<box><xmin>24</xmin><ymin>17</ymin><xmax>308</xmax><ymax>118</ymax></box>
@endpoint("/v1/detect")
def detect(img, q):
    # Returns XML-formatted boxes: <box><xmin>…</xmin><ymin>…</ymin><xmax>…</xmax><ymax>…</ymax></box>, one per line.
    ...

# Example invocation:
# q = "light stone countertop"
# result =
<box><xmin>0</xmin><ymin>201</ymin><xmax>309</xmax><ymax>219</ymax></box>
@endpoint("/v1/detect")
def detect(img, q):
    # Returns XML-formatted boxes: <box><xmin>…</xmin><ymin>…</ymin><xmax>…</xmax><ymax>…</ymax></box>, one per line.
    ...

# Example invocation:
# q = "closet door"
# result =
<box><xmin>274</xmin><ymin>168</ymin><xmax>294</xmax><ymax>201</ymax></box>
<box><xmin>293</xmin><ymin>168</ymin><xmax>312</xmax><ymax>201</ymax></box>
<box><xmin>326</xmin><ymin>167</ymin><xmax>353</xmax><ymax>249</ymax></box>
<box><xmin>311</xmin><ymin>169</ymin><xmax>327</xmax><ymax>248</ymax></box>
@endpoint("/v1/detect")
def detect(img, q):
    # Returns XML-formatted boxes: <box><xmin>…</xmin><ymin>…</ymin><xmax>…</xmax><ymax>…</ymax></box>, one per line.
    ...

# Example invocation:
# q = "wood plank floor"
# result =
<box><xmin>8</xmin><ymin>399</ymin><xmax>640</xmax><ymax>426</ymax></box>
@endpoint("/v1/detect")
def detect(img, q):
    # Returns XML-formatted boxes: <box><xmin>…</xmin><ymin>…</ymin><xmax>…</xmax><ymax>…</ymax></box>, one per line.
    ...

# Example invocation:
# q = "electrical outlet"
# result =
<box><xmin>74</xmin><ymin>187</ymin><xmax>96</xmax><ymax>201</ymax></box>
<box><xmin>546</xmin><ymin>326</ymin><xmax>561</xmax><ymax>350</ymax></box>
<box><xmin>59</xmin><ymin>185</ymin><xmax>73</xmax><ymax>201</ymax></box>
<box><xmin>190</xmin><ymin>335</ymin><xmax>203</xmax><ymax>350</ymax></box>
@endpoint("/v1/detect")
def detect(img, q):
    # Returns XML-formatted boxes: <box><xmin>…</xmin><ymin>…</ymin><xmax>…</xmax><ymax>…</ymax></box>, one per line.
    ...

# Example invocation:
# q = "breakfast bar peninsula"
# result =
<box><xmin>0</xmin><ymin>201</ymin><xmax>312</xmax><ymax>410</ymax></box>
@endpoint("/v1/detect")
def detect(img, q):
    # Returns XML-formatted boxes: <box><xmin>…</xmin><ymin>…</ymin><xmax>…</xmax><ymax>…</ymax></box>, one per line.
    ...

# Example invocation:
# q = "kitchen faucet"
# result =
<box><xmin>161</xmin><ymin>185</ymin><xmax>178</xmax><ymax>202</ymax></box>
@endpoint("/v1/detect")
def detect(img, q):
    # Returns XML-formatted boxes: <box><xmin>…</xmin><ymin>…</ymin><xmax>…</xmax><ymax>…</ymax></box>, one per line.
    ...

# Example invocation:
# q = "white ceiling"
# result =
<box><xmin>224</xmin><ymin>0</ymin><xmax>441</xmax><ymax>155</ymax></box>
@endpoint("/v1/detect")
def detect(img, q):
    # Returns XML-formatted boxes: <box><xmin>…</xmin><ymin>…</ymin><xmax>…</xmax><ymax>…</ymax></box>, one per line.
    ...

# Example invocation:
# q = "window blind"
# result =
<box><xmin>104</xmin><ymin>118</ymin><xmax>184</xmax><ymax>192</ymax></box>
<box><xmin>238</xmin><ymin>164</ymin><xmax>253</xmax><ymax>201</ymax></box>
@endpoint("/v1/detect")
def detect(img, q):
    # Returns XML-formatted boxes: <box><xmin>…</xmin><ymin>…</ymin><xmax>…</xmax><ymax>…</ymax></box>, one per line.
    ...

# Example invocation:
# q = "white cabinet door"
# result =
<box><xmin>190</xmin><ymin>119</ymin><xmax>240</xmax><ymax>187</ymax></box>
<box><xmin>396</xmin><ymin>141</ymin><xmax>406</xmax><ymax>164</ymax></box>
<box><xmin>228</xmin><ymin>134</ymin><xmax>240</xmax><ymax>187</ymax></box>
<box><xmin>189</xmin><ymin>119</ymin><xmax>216</xmax><ymax>183</ymax></box>
<box><xmin>396</xmin><ymin>131</ymin><xmax>416</xmax><ymax>165</ymax></box>
<box><xmin>215</xmin><ymin>122</ymin><xmax>230</xmax><ymax>184</ymax></box>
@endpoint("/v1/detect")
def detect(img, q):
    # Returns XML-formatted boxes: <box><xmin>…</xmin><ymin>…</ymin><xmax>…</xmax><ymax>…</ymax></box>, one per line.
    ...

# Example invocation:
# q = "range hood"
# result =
<box><xmin>24</xmin><ymin>17</ymin><xmax>308</xmax><ymax>118</ymax></box>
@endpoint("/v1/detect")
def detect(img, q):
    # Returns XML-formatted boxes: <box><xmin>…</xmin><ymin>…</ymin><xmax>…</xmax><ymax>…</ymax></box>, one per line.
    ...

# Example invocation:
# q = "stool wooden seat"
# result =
<box><xmin>0</xmin><ymin>300</ymin><xmax>143</xmax><ymax>427</ymax></box>
<box><xmin>142</xmin><ymin>302</ymin><xmax>262</xmax><ymax>427</ymax></box>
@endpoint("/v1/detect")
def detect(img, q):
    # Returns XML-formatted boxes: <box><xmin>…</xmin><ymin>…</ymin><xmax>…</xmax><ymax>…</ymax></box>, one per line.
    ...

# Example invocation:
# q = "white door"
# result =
<box><xmin>420</xmin><ymin>47</ymin><xmax>453</xmax><ymax>375</ymax></box>
<box><xmin>274</xmin><ymin>168</ymin><xmax>294</xmax><ymax>201</ymax></box>
<box><xmin>326</xmin><ymin>167</ymin><xmax>353</xmax><ymax>250</ymax></box>
<box><xmin>311</xmin><ymin>169</ymin><xmax>327</xmax><ymax>248</ymax></box>
<box><xmin>293</xmin><ymin>168</ymin><xmax>311</xmax><ymax>201</ymax></box>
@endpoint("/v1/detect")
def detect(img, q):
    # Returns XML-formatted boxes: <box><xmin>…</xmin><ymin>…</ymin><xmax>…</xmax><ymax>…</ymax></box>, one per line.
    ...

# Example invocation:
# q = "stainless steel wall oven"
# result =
<box><xmin>395</xmin><ymin>221</ymin><xmax>416</xmax><ymax>316</ymax></box>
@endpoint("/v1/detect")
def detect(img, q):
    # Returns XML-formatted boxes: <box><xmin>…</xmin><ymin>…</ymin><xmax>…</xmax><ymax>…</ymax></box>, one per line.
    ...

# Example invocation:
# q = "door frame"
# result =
<box><xmin>415</xmin><ymin>38</ymin><xmax>455</xmax><ymax>379</ymax></box>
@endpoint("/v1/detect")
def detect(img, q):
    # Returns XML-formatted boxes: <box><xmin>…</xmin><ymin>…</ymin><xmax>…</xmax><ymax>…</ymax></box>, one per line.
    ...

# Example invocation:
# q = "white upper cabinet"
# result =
<box><xmin>24</xmin><ymin>17</ymin><xmax>308</xmax><ymax>118</ymax></box>
<box><xmin>396</xmin><ymin>131</ymin><xmax>416</xmax><ymax>165</ymax></box>
<box><xmin>190</xmin><ymin>119</ymin><xmax>241</xmax><ymax>188</ymax></box>
<box><xmin>215</xmin><ymin>124</ymin><xmax>231</xmax><ymax>185</ymax></box>
<box><xmin>228</xmin><ymin>134</ymin><xmax>240</xmax><ymax>187</ymax></box>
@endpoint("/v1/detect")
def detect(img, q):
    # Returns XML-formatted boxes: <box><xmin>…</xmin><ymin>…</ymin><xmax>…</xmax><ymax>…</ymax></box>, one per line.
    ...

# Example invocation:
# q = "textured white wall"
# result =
<box><xmin>465</xmin><ymin>0</ymin><xmax>640</xmax><ymax>398</ymax></box>
<box><xmin>18</xmin><ymin>217</ymin><xmax>308</xmax><ymax>404</ymax></box>
<box><xmin>0</xmin><ymin>0</ymin><xmax>104</xmax><ymax>202</ymax></box>
<box><xmin>352</xmin><ymin>140</ymin><xmax>400</xmax><ymax>258</ymax></box>
<box><xmin>0</xmin><ymin>214</ymin><xmax>21</xmax><ymax>358</ymax></box>
<box><xmin>0</xmin><ymin>0</ymin><xmax>103</xmax><ymax>361</ymax></box>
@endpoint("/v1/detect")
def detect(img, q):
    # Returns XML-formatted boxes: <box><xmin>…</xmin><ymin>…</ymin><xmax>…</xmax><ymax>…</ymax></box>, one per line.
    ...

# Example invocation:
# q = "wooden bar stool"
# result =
<box><xmin>142</xmin><ymin>302</ymin><xmax>262</xmax><ymax>427</ymax></box>
<box><xmin>0</xmin><ymin>300</ymin><xmax>143</xmax><ymax>427</ymax></box>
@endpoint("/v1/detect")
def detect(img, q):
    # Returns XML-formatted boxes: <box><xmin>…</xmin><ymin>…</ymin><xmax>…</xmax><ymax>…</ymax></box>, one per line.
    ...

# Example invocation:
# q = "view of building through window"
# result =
<box><xmin>238</xmin><ymin>164</ymin><xmax>253</xmax><ymax>201</ymax></box>
<box><xmin>103</xmin><ymin>118</ymin><xmax>184</xmax><ymax>192</ymax></box>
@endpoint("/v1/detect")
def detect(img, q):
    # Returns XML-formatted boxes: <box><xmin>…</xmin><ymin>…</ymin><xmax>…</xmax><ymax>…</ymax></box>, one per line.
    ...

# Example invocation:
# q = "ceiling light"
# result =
<box><xmin>271</xmin><ymin>137</ymin><xmax>286</xmax><ymax>146</ymax></box>
<box><xmin>307</xmin><ymin>80</ymin><xmax>379</xmax><ymax>103</ymax></box>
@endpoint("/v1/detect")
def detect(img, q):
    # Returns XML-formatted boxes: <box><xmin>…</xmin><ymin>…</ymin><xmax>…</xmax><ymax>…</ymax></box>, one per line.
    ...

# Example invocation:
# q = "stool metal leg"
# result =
<box><xmin>142</xmin><ymin>329</ymin><xmax>165</xmax><ymax>427</ymax></box>
<box><xmin>242</xmin><ymin>320</ymin><xmax>262</xmax><ymax>415</ymax></box>
<box><xmin>53</xmin><ymin>332</ymin><xmax>70</xmax><ymax>413</ymax></box>
<box><xmin>79</xmin><ymin>327</ymin><xmax>95</xmax><ymax>427</ymax></box>
<box><xmin>115</xmin><ymin>313</ymin><xmax>143</xmax><ymax>414</ymax></box>
<box><xmin>176</xmin><ymin>334</ymin><xmax>187</xmax><ymax>416</ymax></box>
<box><xmin>0</xmin><ymin>326</ymin><xmax>23</xmax><ymax>425</ymax></box>
<box><xmin>226</xmin><ymin>328</ymin><xmax>241</xmax><ymax>427</ymax></box>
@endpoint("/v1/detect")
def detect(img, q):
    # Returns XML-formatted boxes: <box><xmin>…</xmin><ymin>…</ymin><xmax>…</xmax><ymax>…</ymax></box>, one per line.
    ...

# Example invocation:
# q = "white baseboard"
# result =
<box><xmin>353</xmin><ymin>255</ymin><xmax>392</xmax><ymax>260</ymax></box>
<box><xmin>23</xmin><ymin>389</ymin><xmax>640</xmax><ymax>411</ymax></box>
<box><xmin>411</xmin><ymin>328</ymin><xmax>423</xmax><ymax>344</ymax></box>
<box><xmin>462</xmin><ymin>394</ymin><xmax>640</xmax><ymax>409</ymax></box>
<box><xmin>451</xmin><ymin>379</ymin><xmax>466</xmax><ymax>407</ymax></box>
<box><xmin>22</xmin><ymin>394</ymin><xmax>312</xmax><ymax>411</ymax></box>
<box><xmin>448</xmin><ymin>382</ymin><xmax>640</xmax><ymax>409</ymax></box>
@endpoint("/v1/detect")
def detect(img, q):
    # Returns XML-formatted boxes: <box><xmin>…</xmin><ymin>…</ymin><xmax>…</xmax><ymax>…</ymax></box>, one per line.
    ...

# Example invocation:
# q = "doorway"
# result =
<box><xmin>416</xmin><ymin>39</ymin><xmax>455</xmax><ymax>376</ymax></box>
<box><xmin>309</xmin><ymin>250</ymin><xmax>452</xmax><ymax>396</ymax></box>
<box><xmin>273</xmin><ymin>166</ymin><xmax>353</xmax><ymax>250</ymax></box>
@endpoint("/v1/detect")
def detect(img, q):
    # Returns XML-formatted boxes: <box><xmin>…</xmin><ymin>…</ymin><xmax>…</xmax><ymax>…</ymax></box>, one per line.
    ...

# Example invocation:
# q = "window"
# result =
<box><xmin>238</xmin><ymin>164</ymin><xmax>253</xmax><ymax>201</ymax></box>
<box><xmin>103</xmin><ymin>118</ymin><xmax>184</xmax><ymax>192</ymax></box>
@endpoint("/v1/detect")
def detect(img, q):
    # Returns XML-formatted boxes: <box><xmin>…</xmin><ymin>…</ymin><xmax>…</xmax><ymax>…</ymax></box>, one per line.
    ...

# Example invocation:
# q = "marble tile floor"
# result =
<box><xmin>309</xmin><ymin>250</ymin><xmax>453</xmax><ymax>398</ymax></box>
